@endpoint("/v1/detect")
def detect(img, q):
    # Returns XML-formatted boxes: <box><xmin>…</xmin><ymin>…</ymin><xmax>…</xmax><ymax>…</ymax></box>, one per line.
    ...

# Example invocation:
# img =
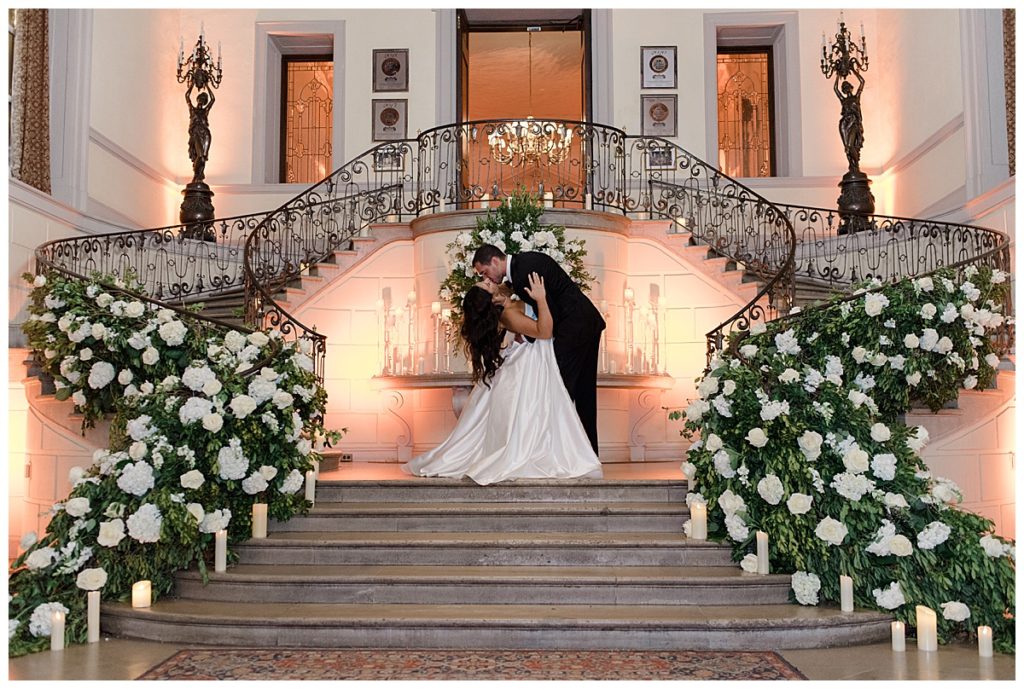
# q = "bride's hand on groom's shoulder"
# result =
<box><xmin>524</xmin><ymin>272</ymin><xmax>546</xmax><ymax>301</ymax></box>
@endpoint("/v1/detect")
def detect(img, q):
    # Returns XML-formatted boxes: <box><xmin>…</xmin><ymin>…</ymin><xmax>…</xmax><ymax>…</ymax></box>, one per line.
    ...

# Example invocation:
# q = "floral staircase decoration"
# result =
<box><xmin>672</xmin><ymin>266</ymin><xmax>1015</xmax><ymax>653</ymax></box>
<box><xmin>438</xmin><ymin>189</ymin><xmax>595</xmax><ymax>336</ymax></box>
<box><xmin>9</xmin><ymin>271</ymin><xmax>339</xmax><ymax>656</ymax></box>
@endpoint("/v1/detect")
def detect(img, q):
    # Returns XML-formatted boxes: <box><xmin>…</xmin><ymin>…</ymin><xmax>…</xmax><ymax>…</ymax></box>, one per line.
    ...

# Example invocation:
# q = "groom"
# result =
<box><xmin>473</xmin><ymin>244</ymin><xmax>606</xmax><ymax>454</ymax></box>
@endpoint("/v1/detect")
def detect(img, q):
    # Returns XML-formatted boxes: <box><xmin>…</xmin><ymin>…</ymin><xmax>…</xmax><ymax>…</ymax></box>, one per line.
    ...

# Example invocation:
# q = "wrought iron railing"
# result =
<box><xmin>34</xmin><ymin>118</ymin><xmax>1012</xmax><ymax>384</ymax></box>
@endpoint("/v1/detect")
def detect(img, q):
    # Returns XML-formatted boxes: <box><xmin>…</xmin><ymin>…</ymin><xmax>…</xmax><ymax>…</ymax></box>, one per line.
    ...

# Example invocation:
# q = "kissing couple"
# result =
<box><xmin>403</xmin><ymin>244</ymin><xmax>606</xmax><ymax>485</ymax></box>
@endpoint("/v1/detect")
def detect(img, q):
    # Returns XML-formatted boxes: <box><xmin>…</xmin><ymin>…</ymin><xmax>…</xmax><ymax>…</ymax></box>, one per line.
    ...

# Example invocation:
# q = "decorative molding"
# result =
<box><xmin>88</xmin><ymin>128</ymin><xmax>179</xmax><ymax>191</ymax></box>
<box><xmin>48</xmin><ymin>9</ymin><xmax>92</xmax><ymax>212</ymax></box>
<box><xmin>925</xmin><ymin>176</ymin><xmax>1015</xmax><ymax>226</ymax></box>
<box><xmin>881</xmin><ymin>114</ymin><xmax>964</xmax><ymax>179</ymax></box>
<box><xmin>960</xmin><ymin>9</ymin><xmax>1011</xmax><ymax>198</ymax></box>
<box><xmin>9</xmin><ymin>177</ymin><xmax>139</xmax><ymax>236</ymax></box>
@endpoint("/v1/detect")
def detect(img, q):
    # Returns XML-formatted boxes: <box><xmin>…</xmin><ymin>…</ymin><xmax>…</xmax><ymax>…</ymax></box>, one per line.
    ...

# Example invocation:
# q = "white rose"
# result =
<box><xmin>25</xmin><ymin>547</ymin><xmax>56</xmax><ymax>570</ymax></box>
<box><xmin>905</xmin><ymin>372</ymin><xmax>922</xmax><ymax>386</ymax></box>
<box><xmin>65</xmin><ymin>497</ymin><xmax>91</xmax><ymax>518</ymax></box>
<box><xmin>979</xmin><ymin>535</ymin><xmax>1011</xmax><ymax>558</ymax></box>
<box><xmin>739</xmin><ymin>344</ymin><xmax>758</xmax><ymax>358</ymax></box>
<box><xmin>186</xmin><ymin>503</ymin><xmax>205</xmax><ymax>523</ymax></box>
<box><xmin>756</xmin><ymin>474</ymin><xmax>784</xmax><ymax>505</ymax></box>
<box><xmin>883</xmin><ymin>492</ymin><xmax>909</xmax><ymax>509</ymax></box>
<box><xmin>142</xmin><ymin>347</ymin><xmax>159</xmax><ymax>365</ymax></box>
<box><xmin>786</xmin><ymin>493</ymin><xmax>813</xmax><ymax>515</ymax></box>
<box><xmin>962</xmin><ymin>375</ymin><xmax>978</xmax><ymax>390</ymax></box>
<box><xmin>740</xmin><ymin>554</ymin><xmax>759</xmax><ymax>573</ymax></box>
<box><xmin>814</xmin><ymin>516</ymin><xmax>848</xmax><ymax>546</ymax></box>
<box><xmin>124</xmin><ymin>301</ymin><xmax>146</xmax><ymax>318</ymax></box>
<box><xmin>872</xmin><ymin>581</ymin><xmax>906</xmax><ymax>609</ymax></box>
<box><xmin>906</xmin><ymin>426</ymin><xmax>929</xmax><ymax>452</ymax></box>
<box><xmin>704</xmin><ymin>433</ymin><xmax>723</xmax><ymax>453</ymax></box>
<box><xmin>33</xmin><ymin>274</ymin><xmax>47</xmax><ymax>287</ymax></box>
<box><xmin>903</xmin><ymin>333</ymin><xmax>920</xmax><ymax>349</ymax></box>
<box><xmin>258</xmin><ymin>465</ymin><xmax>279</xmax><ymax>481</ymax></box>
<box><xmin>97</xmin><ymin>519</ymin><xmax>126</xmax><ymax>547</ymax></box>
<box><xmin>778</xmin><ymin>368</ymin><xmax>800</xmax><ymax>384</ymax></box>
<box><xmin>870</xmin><ymin>423</ymin><xmax>891</xmax><ymax>442</ymax></box>
<box><xmin>229</xmin><ymin>395</ymin><xmax>258</xmax><ymax>419</ymax></box>
<box><xmin>888</xmin><ymin>534</ymin><xmax>913</xmax><ymax>556</ymax></box>
<box><xmin>864</xmin><ymin>292</ymin><xmax>889</xmax><ymax>316</ymax></box>
<box><xmin>679</xmin><ymin>461</ymin><xmax>697</xmax><ymax>481</ymax></box>
<box><xmin>917</xmin><ymin>521</ymin><xmax>951</xmax><ymax>550</ymax></box>
<box><xmin>842</xmin><ymin>447</ymin><xmax>870</xmax><ymax>474</ymax></box>
<box><xmin>180</xmin><ymin>469</ymin><xmax>205</xmax><ymax>490</ymax></box>
<box><xmin>745</xmin><ymin>427</ymin><xmax>768</xmax><ymax>448</ymax></box>
<box><xmin>128</xmin><ymin>441</ymin><xmax>147</xmax><ymax>461</ymax></box>
<box><xmin>72</xmin><ymin>390</ymin><xmax>87</xmax><ymax>407</ymax></box>
<box><xmin>798</xmin><ymin>431</ymin><xmax>823</xmax><ymax>461</ymax></box>
<box><xmin>75</xmin><ymin>567</ymin><xmax>108</xmax><ymax>591</ymax></box>
<box><xmin>20</xmin><ymin>531</ymin><xmax>38</xmax><ymax>550</ymax></box>
<box><xmin>200</xmin><ymin>508</ymin><xmax>232</xmax><ymax>534</ymax></box>
<box><xmin>717</xmin><ymin>489</ymin><xmax>746</xmax><ymax>516</ymax></box>
<box><xmin>202</xmin><ymin>413</ymin><xmax>224</xmax><ymax>432</ymax></box>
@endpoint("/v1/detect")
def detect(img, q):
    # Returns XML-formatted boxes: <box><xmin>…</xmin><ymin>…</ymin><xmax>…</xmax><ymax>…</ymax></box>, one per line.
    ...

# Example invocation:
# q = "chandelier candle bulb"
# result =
<box><xmin>251</xmin><ymin>503</ymin><xmax>268</xmax><ymax>539</ymax></box>
<box><xmin>916</xmin><ymin>606</ymin><xmax>938</xmax><ymax>651</ymax></box>
<box><xmin>87</xmin><ymin>591</ymin><xmax>100</xmax><ymax>643</ymax></box>
<box><xmin>978</xmin><ymin>626</ymin><xmax>993</xmax><ymax>657</ymax></box>
<box><xmin>840</xmin><ymin>575</ymin><xmax>854</xmax><ymax>612</ymax></box>
<box><xmin>756</xmin><ymin>531</ymin><xmax>769</xmax><ymax>574</ymax></box>
<box><xmin>214</xmin><ymin>529</ymin><xmax>227</xmax><ymax>572</ymax></box>
<box><xmin>891</xmin><ymin>621</ymin><xmax>906</xmax><ymax>652</ymax></box>
<box><xmin>50</xmin><ymin>610</ymin><xmax>65</xmax><ymax>651</ymax></box>
<box><xmin>689</xmin><ymin>502</ymin><xmax>707</xmax><ymax>540</ymax></box>
<box><xmin>305</xmin><ymin>470</ymin><xmax>316</xmax><ymax>504</ymax></box>
<box><xmin>132</xmin><ymin>580</ymin><xmax>152</xmax><ymax>608</ymax></box>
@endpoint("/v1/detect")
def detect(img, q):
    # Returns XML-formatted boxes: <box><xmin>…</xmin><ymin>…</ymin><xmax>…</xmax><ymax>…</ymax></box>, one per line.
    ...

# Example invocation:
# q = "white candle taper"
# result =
<box><xmin>251</xmin><ymin>503</ymin><xmax>268</xmax><ymax>539</ymax></box>
<box><xmin>689</xmin><ymin>502</ymin><xmax>707</xmax><ymax>540</ymax></box>
<box><xmin>756</xmin><ymin>531</ymin><xmax>769</xmax><ymax>574</ymax></box>
<box><xmin>50</xmin><ymin>611</ymin><xmax>65</xmax><ymax>651</ymax></box>
<box><xmin>305</xmin><ymin>470</ymin><xmax>316</xmax><ymax>504</ymax></box>
<box><xmin>978</xmin><ymin>625</ymin><xmax>993</xmax><ymax>657</ymax></box>
<box><xmin>87</xmin><ymin>590</ymin><xmax>100</xmax><ymax>643</ymax></box>
<box><xmin>840</xmin><ymin>575</ymin><xmax>854</xmax><ymax>612</ymax></box>
<box><xmin>215</xmin><ymin>529</ymin><xmax>227</xmax><ymax>572</ymax></box>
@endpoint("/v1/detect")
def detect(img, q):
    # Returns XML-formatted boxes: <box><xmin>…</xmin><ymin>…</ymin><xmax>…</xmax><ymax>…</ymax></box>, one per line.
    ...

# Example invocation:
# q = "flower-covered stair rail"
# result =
<box><xmin>11</xmin><ymin>271</ymin><xmax>338</xmax><ymax>656</ymax></box>
<box><xmin>673</xmin><ymin>266</ymin><xmax>1015</xmax><ymax>653</ymax></box>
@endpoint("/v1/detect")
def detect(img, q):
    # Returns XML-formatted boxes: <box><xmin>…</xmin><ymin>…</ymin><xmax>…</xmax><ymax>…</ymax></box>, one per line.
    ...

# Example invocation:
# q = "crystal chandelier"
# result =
<box><xmin>487</xmin><ymin>31</ymin><xmax>573</xmax><ymax>167</ymax></box>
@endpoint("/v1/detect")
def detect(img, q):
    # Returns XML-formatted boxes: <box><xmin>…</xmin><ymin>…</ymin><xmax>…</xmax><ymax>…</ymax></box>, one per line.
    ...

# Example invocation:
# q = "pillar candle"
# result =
<box><xmin>438</xmin><ymin>197</ymin><xmax>446</xmax><ymax>213</ymax></box>
<box><xmin>609</xmin><ymin>359</ymin><xmax>618</xmax><ymax>374</ymax></box>
<box><xmin>624</xmin><ymin>287</ymin><xmax>634</xmax><ymax>302</ymax></box>
<box><xmin>50</xmin><ymin>610</ymin><xmax>65</xmax><ymax>651</ymax></box>
<box><xmin>543</xmin><ymin>191</ymin><xmax>554</xmax><ymax>208</ymax></box>
<box><xmin>916</xmin><ymin>605</ymin><xmax>937</xmax><ymax>651</ymax></box>
<box><xmin>251</xmin><ymin>503</ymin><xmax>268</xmax><ymax>539</ymax></box>
<box><xmin>431</xmin><ymin>301</ymin><xmax>442</xmax><ymax>315</ymax></box>
<box><xmin>417</xmin><ymin>357</ymin><xmax>425</xmax><ymax>375</ymax></box>
<box><xmin>689</xmin><ymin>502</ymin><xmax>707</xmax><ymax>540</ymax></box>
<box><xmin>312</xmin><ymin>459</ymin><xmax>320</xmax><ymax>479</ymax></box>
<box><xmin>978</xmin><ymin>625</ymin><xmax>993</xmax><ymax>657</ymax></box>
<box><xmin>132</xmin><ymin>580</ymin><xmax>152</xmax><ymax>608</ymax></box>
<box><xmin>87</xmin><ymin>591</ymin><xmax>100</xmax><ymax>643</ymax></box>
<box><xmin>305</xmin><ymin>470</ymin><xmax>316</xmax><ymax>504</ymax></box>
<box><xmin>386</xmin><ymin>213</ymin><xmax>398</xmax><ymax>223</ymax></box>
<box><xmin>214</xmin><ymin>529</ymin><xmax>227</xmax><ymax>573</ymax></box>
<box><xmin>584</xmin><ymin>192</ymin><xmax>592</xmax><ymax>210</ymax></box>
<box><xmin>840</xmin><ymin>575</ymin><xmax>854</xmax><ymax>612</ymax></box>
<box><xmin>756</xmin><ymin>531</ymin><xmax>769</xmax><ymax>575</ymax></box>
<box><xmin>891</xmin><ymin>621</ymin><xmax>906</xmax><ymax>652</ymax></box>
<box><xmin>479</xmin><ymin>193</ymin><xmax>489</xmax><ymax>209</ymax></box>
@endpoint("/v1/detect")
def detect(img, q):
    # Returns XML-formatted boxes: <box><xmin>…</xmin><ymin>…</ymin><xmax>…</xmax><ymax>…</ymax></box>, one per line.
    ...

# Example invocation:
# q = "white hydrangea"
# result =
<box><xmin>815</xmin><ymin>516</ymin><xmax>849</xmax><ymax>545</ymax></box>
<box><xmin>917</xmin><ymin>521</ymin><xmax>951</xmax><ymax>550</ymax></box>
<box><xmin>200</xmin><ymin>508</ymin><xmax>232</xmax><ymax>533</ymax></box>
<box><xmin>679</xmin><ymin>460</ymin><xmax>697</xmax><ymax>481</ymax></box>
<box><xmin>722</xmin><ymin>380</ymin><xmax>736</xmax><ymax>396</ymax></box>
<box><xmin>116</xmin><ymin>461</ymin><xmax>155</xmax><ymax>496</ymax></box>
<box><xmin>873</xmin><ymin>581</ymin><xmax>906</xmax><ymax>609</ymax></box>
<box><xmin>126</xmin><ymin>503</ymin><xmax>163</xmax><ymax>543</ymax></box>
<box><xmin>697</xmin><ymin>376</ymin><xmax>720</xmax><ymax>398</ymax></box>
<box><xmin>774</xmin><ymin>329</ymin><xmax>801</xmax><ymax>355</ymax></box>
<box><xmin>711</xmin><ymin>395</ymin><xmax>732</xmax><ymax>418</ymax></box>
<box><xmin>906</xmin><ymin>371</ymin><xmax>922</xmax><ymax>386</ymax></box>
<box><xmin>979</xmin><ymin>534</ymin><xmax>1011</xmax><ymax>558</ymax></box>
<box><xmin>870</xmin><ymin>454</ymin><xmax>897</xmax><ymax>481</ymax></box>
<box><xmin>25</xmin><ymin>547</ymin><xmax>56</xmax><ymax>570</ymax></box>
<box><xmin>777</xmin><ymin>368</ymin><xmax>800</xmax><ymax>384</ymax></box>
<box><xmin>217</xmin><ymin>438</ymin><xmax>249</xmax><ymax>480</ymax></box>
<box><xmin>279</xmin><ymin>469</ymin><xmax>304</xmax><ymax>494</ymax></box>
<box><xmin>713</xmin><ymin>449</ymin><xmax>736</xmax><ymax>478</ymax></box>
<box><xmin>786</xmin><ymin>493</ymin><xmax>813</xmax><ymax>515</ymax></box>
<box><xmin>182</xmin><ymin>365</ymin><xmax>217</xmax><ymax>393</ymax></box>
<box><xmin>759</xmin><ymin>399</ymin><xmax>789</xmax><ymax>422</ymax></box>
<box><xmin>940</xmin><ymin>601</ymin><xmax>971</xmax><ymax>622</ymax></box>
<box><xmin>65</xmin><ymin>497</ymin><xmax>90</xmax><ymax>518</ymax></box>
<box><xmin>906</xmin><ymin>426</ymin><xmax>929</xmax><ymax>452</ymax></box>
<box><xmin>179</xmin><ymin>397</ymin><xmax>214</xmax><ymax>425</ymax></box>
<box><xmin>241</xmin><ymin>472</ymin><xmax>269</xmax><ymax>495</ymax></box>
<box><xmin>756</xmin><ymin>474</ymin><xmax>784</xmax><ymax>505</ymax></box>
<box><xmin>158</xmin><ymin>320</ymin><xmax>188</xmax><ymax>346</ymax></box>
<box><xmin>29</xmin><ymin>602</ymin><xmax>70</xmax><ymax>637</ymax></box>
<box><xmin>931</xmin><ymin>478</ymin><xmax>962</xmax><ymax>504</ymax></box>
<box><xmin>791</xmin><ymin>571</ymin><xmax>821</xmax><ymax>605</ymax></box>
<box><xmin>229</xmin><ymin>394</ymin><xmax>259</xmax><ymax>419</ymax></box>
<box><xmin>684</xmin><ymin>398</ymin><xmax>709</xmax><ymax>422</ymax></box>
<box><xmin>248</xmin><ymin>378</ymin><xmax>278</xmax><ymax>404</ymax></box>
<box><xmin>831</xmin><ymin>472</ymin><xmax>875</xmax><ymax>501</ymax></box>
<box><xmin>724</xmin><ymin>513</ymin><xmax>749</xmax><ymax>541</ymax></box>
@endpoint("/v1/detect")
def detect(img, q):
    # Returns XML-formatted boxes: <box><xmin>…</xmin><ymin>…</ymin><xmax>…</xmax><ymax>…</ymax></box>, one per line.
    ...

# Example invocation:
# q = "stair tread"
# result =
<box><xmin>244</xmin><ymin>531</ymin><xmax>716</xmax><ymax>546</ymax></box>
<box><xmin>179</xmin><ymin>564</ymin><xmax>780</xmax><ymax>582</ymax></box>
<box><xmin>287</xmin><ymin>501</ymin><xmax>688</xmax><ymax>515</ymax></box>
<box><xmin>104</xmin><ymin>599</ymin><xmax>889</xmax><ymax>625</ymax></box>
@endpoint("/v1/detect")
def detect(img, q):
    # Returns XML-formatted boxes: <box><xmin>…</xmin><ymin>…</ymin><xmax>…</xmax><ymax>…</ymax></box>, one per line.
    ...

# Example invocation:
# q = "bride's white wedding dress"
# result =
<box><xmin>403</xmin><ymin>338</ymin><xmax>603</xmax><ymax>485</ymax></box>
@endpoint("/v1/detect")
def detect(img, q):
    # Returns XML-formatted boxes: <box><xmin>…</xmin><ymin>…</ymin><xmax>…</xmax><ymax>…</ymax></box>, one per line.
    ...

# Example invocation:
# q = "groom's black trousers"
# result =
<box><xmin>553</xmin><ymin>327</ymin><xmax>602</xmax><ymax>455</ymax></box>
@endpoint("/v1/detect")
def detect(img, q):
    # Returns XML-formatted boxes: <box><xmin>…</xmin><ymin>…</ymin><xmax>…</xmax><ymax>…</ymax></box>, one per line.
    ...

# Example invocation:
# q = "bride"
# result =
<box><xmin>403</xmin><ymin>272</ymin><xmax>603</xmax><ymax>485</ymax></box>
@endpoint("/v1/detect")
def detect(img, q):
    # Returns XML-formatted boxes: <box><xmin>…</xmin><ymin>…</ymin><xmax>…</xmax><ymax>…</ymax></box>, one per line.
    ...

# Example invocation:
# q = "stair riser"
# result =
<box><xmin>233</xmin><ymin>546</ymin><xmax>733</xmax><ymax>567</ymax></box>
<box><xmin>173</xmin><ymin>579</ymin><xmax>791</xmax><ymax>606</ymax></box>
<box><xmin>102</xmin><ymin>615</ymin><xmax>892</xmax><ymax>651</ymax></box>
<box><xmin>269</xmin><ymin>514</ymin><xmax>686</xmax><ymax>533</ymax></box>
<box><xmin>315</xmin><ymin>486</ymin><xmax>688</xmax><ymax>503</ymax></box>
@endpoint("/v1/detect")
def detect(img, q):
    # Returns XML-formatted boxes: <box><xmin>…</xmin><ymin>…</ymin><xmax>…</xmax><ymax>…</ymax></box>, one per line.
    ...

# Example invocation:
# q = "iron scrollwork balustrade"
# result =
<box><xmin>34</xmin><ymin>118</ymin><xmax>1012</xmax><ymax>384</ymax></box>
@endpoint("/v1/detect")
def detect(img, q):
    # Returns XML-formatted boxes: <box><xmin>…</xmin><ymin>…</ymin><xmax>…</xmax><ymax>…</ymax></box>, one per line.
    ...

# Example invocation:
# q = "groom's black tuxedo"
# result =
<box><xmin>508</xmin><ymin>251</ymin><xmax>606</xmax><ymax>454</ymax></box>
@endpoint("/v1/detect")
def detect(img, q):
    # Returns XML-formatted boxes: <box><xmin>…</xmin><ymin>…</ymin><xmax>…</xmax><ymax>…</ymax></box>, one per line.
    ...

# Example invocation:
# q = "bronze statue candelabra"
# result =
<box><xmin>821</xmin><ymin>12</ymin><xmax>874</xmax><ymax>235</ymax></box>
<box><xmin>177</xmin><ymin>27</ymin><xmax>223</xmax><ymax>240</ymax></box>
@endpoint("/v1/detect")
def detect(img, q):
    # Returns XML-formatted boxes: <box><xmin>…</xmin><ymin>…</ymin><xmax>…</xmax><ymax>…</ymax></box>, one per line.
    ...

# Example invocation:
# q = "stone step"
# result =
<box><xmin>314</xmin><ymin>478</ymin><xmax>688</xmax><ymax>504</ymax></box>
<box><xmin>270</xmin><ymin>501</ymin><xmax>688</xmax><ymax>533</ymax></box>
<box><xmin>174</xmin><ymin>564</ymin><xmax>791</xmax><ymax>605</ymax></box>
<box><xmin>233</xmin><ymin>531</ymin><xmax>731</xmax><ymax>566</ymax></box>
<box><xmin>100</xmin><ymin>599</ymin><xmax>893</xmax><ymax>650</ymax></box>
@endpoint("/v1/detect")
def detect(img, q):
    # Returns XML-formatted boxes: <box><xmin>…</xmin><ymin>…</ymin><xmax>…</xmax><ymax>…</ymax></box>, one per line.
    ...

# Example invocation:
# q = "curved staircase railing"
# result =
<box><xmin>34</xmin><ymin>118</ymin><xmax>1012</xmax><ymax>388</ymax></box>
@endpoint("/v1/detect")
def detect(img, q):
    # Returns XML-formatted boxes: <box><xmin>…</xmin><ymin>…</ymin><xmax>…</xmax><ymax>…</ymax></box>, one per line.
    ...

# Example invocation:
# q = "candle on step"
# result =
<box><xmin>305</xmin><ymin>470</ymin><xmax>316</xmax><ymax>504</ymax></box>
<box><xmin>756</xmin><ymin>531</ymin><xmax>769</xmax><ymax>574</ymax></box>
<box><xmin>891</xmin><ymin>621</ymin><xmax>906</xmax><ymax>652</ymax></box>
<box><xmin>978</xmin><ymin>625</ymin><xmax>993</xmax><ymax>657</ymax></box>
<box><xmin>916</xmin><ymin>605</ymin><xmax>937</xmax><ymax>651</ymax></box>
<box><xmin>479</xmin><ymin>193</ymin><xmax>489</xmax><ymax>209</ymax></box>
<box><xmin>132</xmin><ymin>580</ymin><xmax>151</xmax><ymax>608</ymax></box>
<box><xmin>689</xmin><ymin>502</ymin><xmax>707</xmax><ymax>540</ymax></box>
<box><xmin>840</xmin><ymin>575</ymin><xmax>854</xmax><ymax>612</ymax></box>
<box><xmin>584</xmin><ymin>192</ymin><xmax>592</xmax><ymax>210</ymax></box>
<box><xmin>543</xmin><ymin>191</ymin><xmax>554</xmax><ymax>208</ymax></box>
<box><xmin>438</xmin><ymin>197</ymin><xmax>446</xmax><ymax>212</ymax></box>
<box><xmin>87</xmin><ymin>591</ymin><xmax>100</xmax><ymax>643</ymax></box>
<box><xmin>50</xmin><ymin>610</ymin><xmax>65</xmax><ymax>651</ymax></box>
<box><xmin>251</xmin><ymin>503</ymin><xmax>268</xmax><ymax>539</ymax></box>
<box><xmin>214</xmin><ymin>529</ymin><xmax>227</xmax><ymax>572</ymax></box>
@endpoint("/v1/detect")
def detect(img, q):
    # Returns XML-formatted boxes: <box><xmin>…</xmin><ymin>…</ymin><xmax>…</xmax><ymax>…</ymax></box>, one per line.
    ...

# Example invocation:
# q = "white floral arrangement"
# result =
<box><xmin>438</xmin><ymin>190</ymin><xmax>594</xmax><ymax>333</ymax></box>
<box><xmin>672</xmin><ymin>266</ymin><xmax>1015</xmax><ymax>653</ymax></box>
<box><xmin>11</xmin><ymin>271</ymin><xmax>342</xmax><ymax>656</ymax></box>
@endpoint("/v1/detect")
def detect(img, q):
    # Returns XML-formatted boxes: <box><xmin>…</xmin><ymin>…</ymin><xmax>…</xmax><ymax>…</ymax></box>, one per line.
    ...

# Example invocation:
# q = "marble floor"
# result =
<box><xmin>8</xmin><ymin>637</ymin><xmax>1015</xmax><ymax>681</ymax></box>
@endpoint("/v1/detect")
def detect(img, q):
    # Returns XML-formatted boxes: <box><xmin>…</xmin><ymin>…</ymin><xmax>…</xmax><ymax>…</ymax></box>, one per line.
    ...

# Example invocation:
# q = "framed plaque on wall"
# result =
<box><xmin>640</xmin><ymin>94</ymin><xmax>677</xmax><ymax>137</ymax></box>
<box><xmin>372</xmin><ymin>99</ymin><xmax>408</xmax><ymax>141</ymax></box>
<box><xmin>640</xmin><ymin>46</ymin><xmax>677</xmax><ymax>89</ymax></box>
<box><xmin>373</xmin><ymin>49</ymin><xmax>409</xmax><ymax>92</ymax></box>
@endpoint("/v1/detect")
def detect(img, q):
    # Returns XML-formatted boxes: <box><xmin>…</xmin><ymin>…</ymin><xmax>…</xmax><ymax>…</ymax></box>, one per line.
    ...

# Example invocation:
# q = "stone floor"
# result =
<box><xmin>8</xmin><ymin>638</ymin><xmax>1015</xmax><ymax>681</ymax></box>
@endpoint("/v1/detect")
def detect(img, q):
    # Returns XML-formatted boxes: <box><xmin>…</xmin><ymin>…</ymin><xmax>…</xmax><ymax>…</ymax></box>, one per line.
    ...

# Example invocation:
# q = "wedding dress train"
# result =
<box><xmin>403</xmin><ymin>338</ymin><xmax>604</xmax><ymax>485</ymax></box>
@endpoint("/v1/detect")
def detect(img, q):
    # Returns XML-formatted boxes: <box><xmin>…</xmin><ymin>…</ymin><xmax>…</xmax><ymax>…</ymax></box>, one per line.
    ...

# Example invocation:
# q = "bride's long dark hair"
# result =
<box><xmin>461</xmin><ymin>285</ymin><xmax>505</xmax><ymax>386</ymax></box>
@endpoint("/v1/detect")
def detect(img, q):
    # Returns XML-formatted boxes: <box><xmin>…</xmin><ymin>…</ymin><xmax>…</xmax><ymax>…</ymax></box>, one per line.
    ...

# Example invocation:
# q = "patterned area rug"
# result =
<box><xmin>138</xmin><ymin>648</ymin><xmax>807</xmax><ymax>680</ymax></box>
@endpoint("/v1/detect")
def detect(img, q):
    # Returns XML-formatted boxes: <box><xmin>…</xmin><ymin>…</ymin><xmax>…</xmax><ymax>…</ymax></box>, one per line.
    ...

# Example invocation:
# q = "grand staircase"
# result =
<box><xmin>100</xmin><ymin>477</ymin><xmax>891</xmax><ymax>649</ymax></box>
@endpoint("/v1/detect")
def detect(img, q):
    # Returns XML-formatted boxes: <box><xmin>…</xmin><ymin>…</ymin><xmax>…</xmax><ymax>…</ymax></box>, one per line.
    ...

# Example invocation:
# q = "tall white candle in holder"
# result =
<box><xmin>305</xmin><ymin>470</ymin><xmax>316</xmax><ymax>504</ymax></box>
<box><xmin>840</xmin><ymin>575</ymin><xmax>854</xmax><ymax>612</ymax></box>
<box><xmin>916</xmin><ymin>605</ymin><xmax>937</xmax><ymax>651</ymax></box>
<box><xmin>584</xmin><ymin>192</ymin><xmax>593</xmax><ymax>210</ymax></box>
<box><xmin>251</xmin><ymin>503</ymin><xmax>268</xmax><ymax>539</ymax></box>
<box><xmin>977</xmin><ymin>625</ymin><xmax>993</xmax><ymax>657</ymax></box>
<box><xmin>689</xmin><ymin>502</ymin><xmax>707</xmax><ymax>540</ymax></box>
<box><xmin>50</xmin><ymin>610</ymin><xmax>65</xmax><ymax>651</ymax></box>
<box><xmin>479</xmin><ymin>193</ymin><xmax>490</xmax><ymax>209</ymax></box>
<box><xmin>543</xmin><ymin>191</ymin><xmax>554</xmax><ymax>208</ymax></box>
<box><xmin>87</xmin><ymin>591</ymin><xmax>100</xmax><ymax>643</ymax></box>
<box><xmin>132</xmin><ymin>580</ymin><xmax>152</xmax><ymax>608</ymax></box>
<box><xmin>215</xmin><ymin>529</ymin><xmax>227</xmax><ymax>573</ymax></box>
<box><xmin>438</xmin><ymin>197</ymin><xmax>446</xmax><ymax>213</ymax></box>
<box><xmin>756</xmin><ymin>531</ymin><xmax>769</xmax><ymax>575</ymax></box>
<box><xmin>891</xmin><ymin>621</ymin><xmax>906</xmax><ymax>652</ymax></box>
